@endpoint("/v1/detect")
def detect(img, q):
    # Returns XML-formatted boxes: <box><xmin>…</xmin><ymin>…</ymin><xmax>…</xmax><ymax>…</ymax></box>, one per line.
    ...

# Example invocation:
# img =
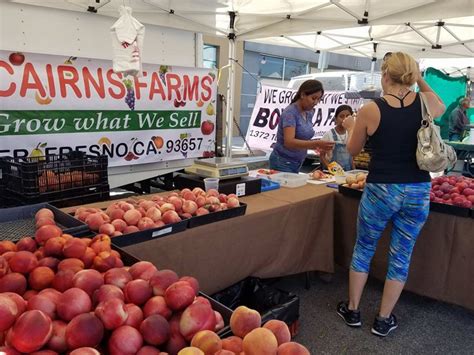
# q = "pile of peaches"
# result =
<box><xmin>0</xmin><ymin>208</ymin><xmax>310</xmax><ymax>355</ymax></box>
<box><xmin>74</xmin><ymin>188</ymin><xmax>241</xmax><ymax>236</ymax></box>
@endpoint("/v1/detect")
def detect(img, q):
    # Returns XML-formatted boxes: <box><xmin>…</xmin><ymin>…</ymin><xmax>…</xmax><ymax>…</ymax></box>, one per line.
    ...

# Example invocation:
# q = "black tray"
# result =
<box><xmin>338</xmin><ymin>184</ymin><xmax>363</xmax><ymax>199</ymax></box>
<box><xmin>0</xmin><ymin>202</ymin><xmax>89</xmax><ymax>241</ymax></box>
<box><xmin>429</xmin><ymin>202</ymin><xmax>472</xmax><ymax>218</ymax></box>
<box><xmin>187</xmin><ymin>203</ymin><xmax>247</xmax><ymax>228</ymax></box>
<box><xmin>110</xmin><ymin>219</ymin><xmax>189</xmax><ymax>248</ymax></box>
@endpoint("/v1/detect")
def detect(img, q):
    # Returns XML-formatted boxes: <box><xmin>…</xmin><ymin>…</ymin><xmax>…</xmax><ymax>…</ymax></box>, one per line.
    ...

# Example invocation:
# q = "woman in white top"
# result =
<box><xmin>320</xmin><ymin>105</ymin><xmax>355</xmax><ymax>171</ymax></box>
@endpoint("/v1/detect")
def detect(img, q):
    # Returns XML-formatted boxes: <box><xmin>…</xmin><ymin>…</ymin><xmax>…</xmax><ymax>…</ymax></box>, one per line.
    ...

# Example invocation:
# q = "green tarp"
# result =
<box><xmin>423</xmin><ymin>67</ymin><xmax>468</xmax><ymax>139</ymax></box>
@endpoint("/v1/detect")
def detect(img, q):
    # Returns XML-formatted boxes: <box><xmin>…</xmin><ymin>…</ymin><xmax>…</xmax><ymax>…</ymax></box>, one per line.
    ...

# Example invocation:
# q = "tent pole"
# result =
<box><xmin>225</xmin><ymin>12</ymin><xmax>237</xmax><ymax>158</ymax></box>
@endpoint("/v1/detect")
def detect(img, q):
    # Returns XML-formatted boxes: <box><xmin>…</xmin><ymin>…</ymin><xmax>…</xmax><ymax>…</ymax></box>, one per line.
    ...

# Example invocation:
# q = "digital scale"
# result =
<box><xmin>185</xmin><ymin>157</ymin><xmax>249</xmax><ymax>180</ymax></box>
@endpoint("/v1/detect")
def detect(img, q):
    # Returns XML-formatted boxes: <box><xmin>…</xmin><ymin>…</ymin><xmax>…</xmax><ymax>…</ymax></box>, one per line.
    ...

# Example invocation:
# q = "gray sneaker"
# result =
<box><xmin>371</xmin><ymin>314</ymin><xmax>398</xmax><ymax>337</ymax></box>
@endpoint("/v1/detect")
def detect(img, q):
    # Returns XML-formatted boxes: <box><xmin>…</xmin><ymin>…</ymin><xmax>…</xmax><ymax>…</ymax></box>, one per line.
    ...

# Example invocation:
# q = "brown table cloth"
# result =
<box><xmin>334</xmin><ymin>193</ymin><xmax>474</xmax><ymax>311</ymax></box>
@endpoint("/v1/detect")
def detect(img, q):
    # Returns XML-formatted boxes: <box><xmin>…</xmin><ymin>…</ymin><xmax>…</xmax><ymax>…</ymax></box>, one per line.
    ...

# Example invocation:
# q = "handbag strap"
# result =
<box><xmin>419</xmin><ymin>92</ymin><xmax>433</xmax><ymax>127</ymax></box>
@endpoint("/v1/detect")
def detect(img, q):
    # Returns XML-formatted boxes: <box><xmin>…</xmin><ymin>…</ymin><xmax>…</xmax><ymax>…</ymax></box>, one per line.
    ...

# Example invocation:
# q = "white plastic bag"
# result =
<box><xmin>110</xmin><ymin>6</ymin><xmax>145</xmax><ymax>77</ymax></box>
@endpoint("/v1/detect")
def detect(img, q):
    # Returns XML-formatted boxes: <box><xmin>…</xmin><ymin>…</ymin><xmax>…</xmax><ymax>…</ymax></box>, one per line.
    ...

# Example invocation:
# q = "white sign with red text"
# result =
<box><xmin>245</xmin><ymin>84</ymin><xmax>363</xmax><ymax>151</ymax></box>
<box><xmin>0</xmin><ymin>50</ymin><xmax>217</xmax><ymax>166</ymax></box>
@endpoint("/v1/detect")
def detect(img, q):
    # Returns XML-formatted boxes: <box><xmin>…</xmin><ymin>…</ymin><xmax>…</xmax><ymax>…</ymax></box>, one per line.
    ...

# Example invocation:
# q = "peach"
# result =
<box><xmin>10</xmin><ymin>310</ymin><xmax>53</xmax><ymax>353</ymax></box>
<box><xmin>47</xmin><ymin>320</ymin><xmax>68</xmax><ymax>353</ymax></box>
<box><xmin>137</xmin><ymin>345</ymin><xmax>161</xmax><ymax>355</ymax></box>
<box><xmin>242</xmin><ymin>327</ymin><xmax>278</xmax><ymax>355</ymax></box>
<box><xmin>38</xmin><ymin>256</ymin><xmax>60</xmax><ymax>270</ymax></box>
<box><xmin>150</xmin><ymin>269</ymin><xmax>179</xmax><ymax>296</ymax></box>
<box><xmin>0</xmin><ymin>272</ymin><xmax>27</xmax><ymax>294</ymax></box>
<box><xmin>104</xmin><ymin>267</ymin><xmax>133</xmax><ymax>289</ymax></box>
<box><xmin>218</xmin><ymin>194</ymin><xmax>228</xmax><ymax>203</ymax></box>
<box><xmin>162</xmin><ymin>210</ymin><xmax>182</xmax><ymax>224</ymax></box>
<box><xmin>65</xmin><ymin>313</ymin><xmax>104</xmax><ymax>350</ymax></box>
<box><xmin>139</xmin><ymin>200</ymin><xmax>156</xmax><ymax>210</ymax></box>
<box><xmin>195</xmin><ymin>207</ymin><xmax>209</xmax><ymax>216</ymax></box>
<box><xmin>227</xmin><ymin>197</ymin><xmax>240</xmax><ymax>208</ymax></box>
<box><xmin>182</xmin><ymin>200</ymin><xmax>198</xmax><ymax>214</ymax></box>
<box><xmin>124</xmin><ymin>279</ymin><xmax>153</xmax><ymax>306</ymax></box>
<box><xmin>16</xmin><ymin>237</ymin><xmax>37</xmax><ymax>252</ymax></box>
<box><xmin>35</xmin><ymin>225</ymin><xmax>62</xmax><ymax>245</ymax></box>
<box><xmin>124</xmin><ymin>209</ymin><xmax>142</xmax><ymax>226</ymax></box>
<box><xmin>160</xmin><ymin>203</ymin><xmax>176</xmax><ymax>214</ymax></box>
<box><xmin>0</xmin><ymin>240</ymin><xmax>17</xmax><ymax>255</ymax></box>
<box><xmin>2</xmin><ymin>250</ymin><xmax>16</xmax><ymax>262</ymax></box>
<box><xmin>206</xmin><ymin>189</ymin><xmax>219</xmax><ymax>197</ymax></box>
<box><xmin>57</xmin><ymin>258</ymin><xmax>84</xmax><ymax>273</ymax></box>
<box><xmin>263</xmin><ymin>320</ymin><xmax>291</xmax><ymax>345</ymax></box>
<box><xmin>180</xmin><ymin>276</ymin><xmax>200</xmax><ymax>295</ymax></box>
<box><xmin>0</xmin><ymin>255</ymin><xmax>10</xmax><ymax>277</ymax></box>
<box><xmin>3</xmin><ymin>292</ymin><xmax>27</xmax><ymax>315</ymax></box>
<box><xmin>124</xmin><ymin>225</ymin><xmax>140</xmax><ymax>234</ymax></box>
<box><xmin>109</xmin><ymin>207</ymin><xmax>125</xmax><ymax>221</ymax></box>
<box><xmin>93</xmin><ymin>284</ymin><xmax>124</xmax><ymax>305</ymax></box>
<box><xmin>138</xmin><ymin>217</ymin><xmax>156</xmax><ymax>230</ymax></box>
<box><xmin>277</xmin><ymin>342</ymin><xmax>310</xmax><ymax>355</ymax></box>
<box><xmin>230</xmin><ymin>306</ymin><xmax>261</xmax><ymax>338</ymax></box>
<box><xmin>0</xmin><ymin>346</ymin><xmax>21</xmax><ymax>355</ymax></box>
<box><xmin>22</xmin><ymin>289</ymin><xmax>38</xmax><ymax>301</ymax></box>
<box><xmin>168</xmin><ymin>196</ymin><xmax>183</xmax><ymax>212</ymax></box>
<box><xmin>93</xmin><ymin>251</ymin><xmax>119</xmax><ymax>272</ymax></box>
<box><xmin>165</xmin><ymin>281</ymin><xmax>196</xmax><ymax>311</ymax></box>
<box><xmin>52</xmin><ymin>269</ymin><xmax>75</xmax><ymax>292</ymax></box>
<box><xmin>99</xmin><ymin>223</ymin><xmax>116</xmax><ymax>235</ymax></box>
<box><xmin>35</xmin><ymin>208</ymin><xmax>55</xmax><ymax>221</ymax></box>
<box><xmin>118</xmin><ymin>201</ymin><xmax>135</xmax><ymax>211</ymax></box>
<box><xmin>195</xmin><ymin>196</ymin><xmax>207</xmax><ymax>208</ymax></box>
<box><xmin>214</xmin><ymin>311</ymin><xmax>224</xmax><ymax>332</ymax></box>
<box><xmin>111</xmin><ymin>218</ymin><xmax>128</xmax><ymax>232</ymax></box>
<box><xmin>165</xmin><ymin>333</ymin><xmax>188</xmax><ymax>355</ymax></box>
<box><xmin>179</xmin><ymin>302</ymin><xmax>216</xmax><ymax>341</ymax></box>
<box><xmin>90</xmin><ymin>234</ymin><xmax>112</xmax><ymax>254</ymax></box>
<box><xmin>108</xmin><ymin>325</ymin><xmax>143</xmax><ymax>355</ymax></box>
<box><xmin>146</xmin><ymin>207</ymin><xmax>162</xmax><ymax>222</ymax></box>
<box><xmin>9</xmin><ymin>250</ymin><xmax>38</xmax><ymax>274</ymax></box>
<box><xmin>72</xmin><ymin>269</ymin><xmax>104</xmax><ymax>296</ymax></box>
<box><xmin>81</xmin><ymin>247</ymin><xmax>96</xmax><ymax>268</ymax></box>
<box><xmin>70</xmin><ymin>348</ymin><xmax>101</xmax><ymax>355</ymax></box>
<box><xmin>85</xmin><ymin>212</ymin><xmax>105</xmax><ymax>231</ymax></box>
<box><xmin>29</xmin><ymin>266</ymin><xmax>55</xmax><ymax>290</ymax></box>
<box><xmin>129</xmin><ymin>261</ymin><xmax>158</xmax><ymax>281</ymax></box>
<box><xmin>35</xmin><ymin>217</ymin><xmax>56</xmax><ymax>229</ymax></box>
<box><xmin>27</xmin><ymin>294</ymin><xmax>56</xmax><ymax>320</ymax></box>
<box><xmin>192</xmin><ymin>187</ymin><xmax>205</xmax><ymax>196</ymax></box>
<box><xmin>0</xmin><ymin>294</ymin><xmax>19</xmax><ymax>331</ymax></box>
<box><xmin>178</xmin><ymin>347</ymin><xmax>204</xmax><ymax>355</ymax></box>
<box><xmin>143</xmin><ymin>296</ymin><xmax>172</xmax><ymax>319</ymax></box>
<box><xmin>183</xmin><ymin>191</ymin><xmax>197</xmax><ymax>201</ymax></box>
<box><xmin>214</xmin><ymin>351</ymin><xmax>234</xmax><ymax>355</ymax></box>
<box><xmin>137</xmin><ymin>206</ymin><xmax>147</xmax><ymax>217</ymax></box>
<box><xmin>123</xmin><ymin>303</ymin><xmax>144</xmax><ymax>329</ymax></box>
<box><xmin>62</xmin><ymin>238</ymin><xmax>87</xmax><ymax>259</ymax></box>
<box><xmin>222</xmin><ymin>336</ymin><xmax>243</xmax><ymax>354</ymax></box>
<box><xmin>95</xmin><ymin>298</ymin><xmax>128</xmax><ymax>330</ymax></box>
<box><xmin>38</xmin><ymin>288</ymin><xmax>61</xmax><ymax>303</ymax></box>
<box><xmin>44</xmin><ymin>237</ymin><xmax>66</xmax><ymax>257</ymax></box>
<box><xmin>112</xmin><ymin>231</ymin><xmax>123</xmax><ymax>237</ymax></box>
<box><xmin>140</xmin><ymin>314</ymin><xmax>170</xmax><ymax>346</ymax></box>
<box><xmin>56</xmin><ymin>288</ymin><xmax>92</xmax><ymax>322</ymax></box>
<box><xmin>191</xmin><ymin>330</ymin><xmax>222</xmax><ymax>355</ymax></box>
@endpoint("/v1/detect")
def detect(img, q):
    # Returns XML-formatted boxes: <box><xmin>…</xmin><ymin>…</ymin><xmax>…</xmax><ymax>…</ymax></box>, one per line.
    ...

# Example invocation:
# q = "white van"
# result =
<box><xmin>287</xmin><ymin>71</ymin><xmax>382</xmax><ymax>93</ymax></box>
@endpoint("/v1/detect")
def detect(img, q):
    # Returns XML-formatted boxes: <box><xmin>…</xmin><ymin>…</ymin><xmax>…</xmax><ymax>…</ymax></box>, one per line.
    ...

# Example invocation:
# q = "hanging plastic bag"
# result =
<box><xmin>110</xmin><ymin>6</ymin><xmax>145</xmax><ymax>77</ymax></box>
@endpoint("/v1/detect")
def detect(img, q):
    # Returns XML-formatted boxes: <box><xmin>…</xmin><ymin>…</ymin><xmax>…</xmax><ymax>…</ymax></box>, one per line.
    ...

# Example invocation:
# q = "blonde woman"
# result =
<box><xmin>336</xmin><ymin>52</ymin><xmax>445</xmax><ymax>336</ymax></box>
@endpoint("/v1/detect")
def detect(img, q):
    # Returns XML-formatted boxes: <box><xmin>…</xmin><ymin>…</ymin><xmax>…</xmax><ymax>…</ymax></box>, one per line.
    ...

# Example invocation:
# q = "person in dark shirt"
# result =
<box><xmin>336</xmin><ymin>52</ymin><xmax>445</xmax><ymax>337</ymax></box>
<box><xmin>448</xmin><ymin>97</ymin><xmax>470</xmax><ymax>141</ymax></box>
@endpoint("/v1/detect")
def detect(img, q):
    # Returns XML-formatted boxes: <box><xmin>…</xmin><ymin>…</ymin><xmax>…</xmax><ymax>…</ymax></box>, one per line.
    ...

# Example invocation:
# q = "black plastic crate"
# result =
<box><xmin>0</xmin><ymin>202</ymin><xmax>89</xmax><ymax>242</ymax></box>
<box><xmin>212</xmin><ymin>277</ymin><xmax>300</xmax><ymax>338</ymax></box>
<box><xmin>429</xmin><ymin>202</ymin><xmax>471</xmax><ymax>218</ymax></box>
<box><xmin>110</xmin><ymin>219</ymin><xmax>189</xmax><ymax>248</ymax></box>
<box><xmin>1</xmin><ymin>154</ymin><xmax>108</xmax><ymax>203</ymax></box>
<box><xmin>187</xmin><ymin>203</ymin><xmax>247</xmax><ymax>228</ymax></box>
<box><xmin>338</xmin><ymin>184</ymin><xmax>363</xmax><ymax>198</ymax></box>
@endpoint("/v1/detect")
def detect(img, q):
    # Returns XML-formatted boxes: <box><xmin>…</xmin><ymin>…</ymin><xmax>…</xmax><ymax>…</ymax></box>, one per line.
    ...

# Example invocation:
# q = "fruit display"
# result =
<box><xmin>341</xmin><ymin>173</ymin><xmax>367</xmax><ymax>190</ymax></box>
<box><xmin>430</xmin><ymin>175</ymin><xmax>474</xmax><ymax>208</ymax></box>
<box><xmin>73</xmin><ymin>188</ymin><xmax>241</xmax><ymax>237</ymax></box>
<box><xmin>0</xmin><ymin>207</ymin><xmax>311</xmax><ymax>354</ymax></box>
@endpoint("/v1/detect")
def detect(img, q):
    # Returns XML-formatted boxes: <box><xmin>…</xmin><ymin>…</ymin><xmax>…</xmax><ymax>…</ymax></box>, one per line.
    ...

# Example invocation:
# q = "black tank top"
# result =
<box><xmin>367</xmin><ymin>92</ymin><xmax>431</xmax><ymax>183</ymax></box>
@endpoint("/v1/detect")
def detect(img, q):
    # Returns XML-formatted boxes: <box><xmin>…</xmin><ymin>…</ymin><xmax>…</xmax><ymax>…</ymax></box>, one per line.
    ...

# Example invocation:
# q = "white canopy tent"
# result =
<box><xmin>4</xmin><ymin>0</ymin><xmax>474</xmax><ymax>155</ymax></box>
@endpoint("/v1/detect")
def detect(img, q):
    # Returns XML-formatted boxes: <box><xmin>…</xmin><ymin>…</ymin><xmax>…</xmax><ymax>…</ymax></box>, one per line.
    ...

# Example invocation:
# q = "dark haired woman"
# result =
<box><xmin>320</xmin><ymin>104</ymin><xmax>355</xmax><ymax>171</ymax></box>
<box><xmin>269</xmin><ymin>80</ymin><xmax>335</xmax><ymax>173</ymax></box>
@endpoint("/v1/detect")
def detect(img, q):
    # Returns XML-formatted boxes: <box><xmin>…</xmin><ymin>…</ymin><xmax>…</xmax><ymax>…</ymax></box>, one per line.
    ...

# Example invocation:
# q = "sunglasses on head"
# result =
<box><xmin>383</xmin><ymin>52</ymin><xmax>392</xmax><ymax>61</ymax></box>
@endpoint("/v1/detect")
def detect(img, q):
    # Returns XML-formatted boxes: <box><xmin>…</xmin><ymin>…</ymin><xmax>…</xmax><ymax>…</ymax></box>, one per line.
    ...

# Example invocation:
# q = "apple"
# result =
<box><xmin>9</xmin><ymin>52</ymin><xmax>25</xmax><ymax>66</ymax></box>
<box><xmin>201</xmin><ymin>120</ymin><xmax>215</xmax><ymax>135</ymax></box>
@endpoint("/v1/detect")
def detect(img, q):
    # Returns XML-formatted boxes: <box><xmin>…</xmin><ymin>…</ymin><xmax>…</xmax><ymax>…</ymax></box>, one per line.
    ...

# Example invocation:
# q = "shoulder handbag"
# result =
<box><xmin>416</xmin><ymin>92</ymin><xmax>457</xmax><ymax>173</ymax></box>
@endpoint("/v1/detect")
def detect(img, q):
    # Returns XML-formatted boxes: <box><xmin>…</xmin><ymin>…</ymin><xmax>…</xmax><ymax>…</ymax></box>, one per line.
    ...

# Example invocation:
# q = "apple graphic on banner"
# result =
<box><xmin>201</xmin><ymin>120</ymin><xmax>215</xmax><ymax>135</ymax></box>
<box><xmin>9</xmin><ymin>52</ymin><xmax>25</xmax><ymax>66</ymax></box>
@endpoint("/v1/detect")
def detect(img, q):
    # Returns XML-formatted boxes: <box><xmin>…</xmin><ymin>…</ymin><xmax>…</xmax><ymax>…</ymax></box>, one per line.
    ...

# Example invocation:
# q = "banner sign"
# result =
<box><xmin>245</xmin><ymin>84</ymin><xmax>364</xmax><ymax>151</ymax></box>
<box><xmin>0</xmin><ymin>50</ymin><xmax>217</xmax><ymax>166</ymax></box>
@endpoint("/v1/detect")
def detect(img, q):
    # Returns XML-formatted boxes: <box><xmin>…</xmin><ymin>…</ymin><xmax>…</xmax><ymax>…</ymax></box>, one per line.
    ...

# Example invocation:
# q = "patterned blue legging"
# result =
<box><xmin>351</xmin><ymin>182</ymin><xmax>431</xmax><ymax>282</ymax></box>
